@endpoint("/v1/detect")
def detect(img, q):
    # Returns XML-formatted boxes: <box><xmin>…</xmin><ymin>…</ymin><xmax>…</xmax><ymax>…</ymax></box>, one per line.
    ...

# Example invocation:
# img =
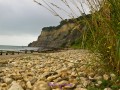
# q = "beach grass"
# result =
<box><xmin>34</xmin><ymin>0</ymin><xmax>120</xmax><ymax>73</ymax></box>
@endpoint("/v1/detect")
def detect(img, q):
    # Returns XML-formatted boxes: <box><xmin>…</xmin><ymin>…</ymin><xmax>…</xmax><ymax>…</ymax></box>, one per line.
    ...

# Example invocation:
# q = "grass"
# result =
<box><xmin>87</xmin><ymin>76</ymin><xmax>120</xmax><ymax>90</ymax></box>
<box><xmin>34</xmin><ymin>0</ymin><xmax>120</xmax><ymax>73</ymax></box>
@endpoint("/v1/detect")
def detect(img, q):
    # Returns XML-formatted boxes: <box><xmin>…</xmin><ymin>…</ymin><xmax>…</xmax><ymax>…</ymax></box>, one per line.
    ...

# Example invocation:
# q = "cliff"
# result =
<box><xmin>28</xmin><ymin>15</ymin><xmax>91</xmax><ymax>49</ymax></box>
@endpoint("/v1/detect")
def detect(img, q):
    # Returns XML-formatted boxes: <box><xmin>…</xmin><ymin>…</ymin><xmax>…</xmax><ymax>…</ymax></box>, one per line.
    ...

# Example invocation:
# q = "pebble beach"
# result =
<box><xmin>0</xmin><ymin>50</ymin><xmax>118</xmax><ymax>90</ymax></box>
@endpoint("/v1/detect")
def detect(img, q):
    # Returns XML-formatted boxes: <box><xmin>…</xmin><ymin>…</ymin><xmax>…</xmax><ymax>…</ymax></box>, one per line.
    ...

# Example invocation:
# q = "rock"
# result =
<box><xmin>1</xmin><ymin>83</ymin><xmax>7</xmax><ymax>87</ymax></box>
<box><xmin>3</xmin><ymin>78</ymin><xmax>13</xmax><ymax>84</ymax></box>
<box><xmin>64</xmin><ymin>83</ymin><xmax>76</xmax><ymax>89</ymax></box>
<box><xmin>0</xmin><ymin>73</ymin><xmax>4</xmax><ymax>77</ymax></box>
<box><xmin>33</xmin><ymin>81</ymin><xmax>51</xmax><ymax>90</ymax></box>
<box><xmin>0</xmin><ymin>60</ymin><xmax>8</xmax><ymax>64</ymax></box>
<box><xmin>10</xmin><ymin>75</ymin><xmax>23</xmax><ymax>80</ymax></box>
<box><xmin>68</xmin><ymin>63</ymin><xmax>74</xmax><ymax>68</ymax></box>
<box><xmin>47</xmin><ymin>75</ymin><xmax>60</xmax><ymax>82</ymax></box>
<box><xmin>110</xmin><ymin>73</ymin><xmax>116</xmax><ymax>80</ymax></box>
<box><xmin>19</xmin><ymin>80</ymin><xmax>26</xmax><ymax>89</ymax></box>
<box><xmin>26</xmin><ymin>81</ymin><xmax>32</xmax><ymax>89</ymax></box>
<box><xmin>71</xmin><ymin>72</ymin><xmax>77</xmax><ymax>77</ymax></box>
<box><xmin>8</xmin><ymin>81</ymin><xmax>24</xmax><ymax>90</ymax></box>
<box><xmin>95</xmin><ymin>80</ymin><xmax>102</xmax><ymax>87</ymax></box>
<box><xmin>53</xmin><ymin>77</ymin><xmax>62</xmax><ymax>82</ymax></box>
<box><xmin>52</xmin><ymin>89</ymin><xmax>61</xmax><ymax>90</ymax></box>
<box><xmin>30</xmin><ymin>78</ymin><xmax>38</xmax><ymax>85</ymax></box>
<box><xmin>27</xmin><ymin>72</ymin><xmax>34</xmax><ymax>76</ymax></box>
<box><xmin>103</xmin><ymin>74</ymin><xmax>110</xmax><ymax>80</ymax></box>
<box><xmin>88</xmin><ymin>76</ymin><xmax>96</xmax><ymax>82</ymax></box>
<box><xmin>57</xmin><ymin>80</ymin><xmax>69</xmax><ymax>88</ymax></box>
<box><xmin>75</xmin><ymin>87</ymin><xmax>87</xmax><ymax>90</ymax></box>
<box><xmin>94</xmin><ymin>76</ymin><xmax>102</xmax><ymax>80</ymax></box>
<box><xmin>48</xmin><ymin>82</ymin><xmax>58</xmax><ymax>89</ymax></box>
<box><xmin>78</xmin><ymin>72</ymin><xmax>87</xmax><ymax>77</ymax></box>
<box><xmin>104</xmin><ymin>88</ymin><xmax>112</xmax><ymax>90</ymax></box>
<box><xmin>41</xmin><ymin>72</ymin><xmax>58</xmax><ymax>79</ymax></box>
<box><xmin>0</xmin><ymin>69</ymin><xmax>3</xmax><ymax>73</ymax></box>
<box><xmin>80</xmin><ymin>77</ymin><xmax>90</xmax><ymax>87</ymax></box>
<box><xmin>97</xmin><ymin>80</ymin><xmax>102</xmax><ymax>85</ymax></box>
<box><xmin>0</xmin><ymin>77</ymin><xmax>4</xmax><ymax>83</ymax></box>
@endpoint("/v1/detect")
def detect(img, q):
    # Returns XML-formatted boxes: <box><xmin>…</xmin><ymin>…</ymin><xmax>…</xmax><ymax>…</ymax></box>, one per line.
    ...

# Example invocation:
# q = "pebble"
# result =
<box><xmin>3</xmin><ymin>78</ymin><xmax>13</xmax><ymax>84</ymax></box>
<box><xmin>33</xmin><ymin>81</ymin><xmax>51</xmax><ymax>90</ymax></box>
<box><xmin>0</xmin><ymin>50</ymin><xmax>117</xmax><ymax>90</ymax></box>
<box><xmin>30</xmin><ymin>78</ymin><xmax>38</xmax><ymax>85</ymax></box>
<box><xmin>26</xmin><ymin>81</ymin><xmax>32</xmax><ymax>89</ymax></box>
<box><xmin>103</xmin><ymin>74</ymin><xmax>110</xmax><ymax>80</ymax></box>
<box><xmin>8</xmin><ymin>81</ymin><xmax>24</xmax><ymax>90</ymax></box>
<box><xmin>104</xmin><ymin>88</ymin><xmax>112</xmax><ymax>90</ymax></box>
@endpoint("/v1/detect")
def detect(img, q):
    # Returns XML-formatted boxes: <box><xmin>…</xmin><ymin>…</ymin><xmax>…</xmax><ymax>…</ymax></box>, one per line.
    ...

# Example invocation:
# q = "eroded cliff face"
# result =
<box><xmin>28</xmin><ymin>22</ymin><xmax>82</xmax><ymax>48</ymax></box>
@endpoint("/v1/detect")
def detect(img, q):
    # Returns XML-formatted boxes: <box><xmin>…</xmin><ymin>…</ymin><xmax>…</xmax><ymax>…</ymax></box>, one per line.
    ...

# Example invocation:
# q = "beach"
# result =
<box><xmin>0</xmin><ymin>50</ymin><xmax>116</xmax><ymax>90</ymax></box>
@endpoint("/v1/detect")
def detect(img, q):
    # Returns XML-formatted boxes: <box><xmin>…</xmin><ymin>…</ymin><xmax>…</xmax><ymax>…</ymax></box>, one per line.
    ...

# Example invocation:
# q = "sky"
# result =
<box><xmin>0</xmin><ymin>0</ymin><xmax>61</xmax><ymax>46</ymax></box>
<box><xmin>0</xmin><ymin>0</ymin><xmax>92</xmax><ymax>46</ymax></box>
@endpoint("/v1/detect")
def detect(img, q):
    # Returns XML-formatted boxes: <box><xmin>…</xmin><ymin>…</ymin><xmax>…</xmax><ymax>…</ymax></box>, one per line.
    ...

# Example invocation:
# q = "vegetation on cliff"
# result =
<box><xmin>42</xmin><ymin>14</ymin><xmax>91</xmax><ymax>31</ymax></box>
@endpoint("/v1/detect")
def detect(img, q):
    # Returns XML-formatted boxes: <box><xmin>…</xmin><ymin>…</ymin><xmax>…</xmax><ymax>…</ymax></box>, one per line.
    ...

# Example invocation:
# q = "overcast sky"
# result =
<box><xmin>0</xmin><ymin>0</ymin><xmax>62</xmax><ymax>46</ymax></box>
<box><xmin>0</xmin><ymin>0</ymin><xmax>91</xmax><ymax>46</ymax></box>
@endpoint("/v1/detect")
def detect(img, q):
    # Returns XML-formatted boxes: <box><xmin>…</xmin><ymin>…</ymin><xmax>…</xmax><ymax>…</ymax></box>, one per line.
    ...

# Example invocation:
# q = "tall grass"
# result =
<box><xmin>34</xmin><ymin>0</ymin><xmax>120</xmax><ymax>73</ymax></box>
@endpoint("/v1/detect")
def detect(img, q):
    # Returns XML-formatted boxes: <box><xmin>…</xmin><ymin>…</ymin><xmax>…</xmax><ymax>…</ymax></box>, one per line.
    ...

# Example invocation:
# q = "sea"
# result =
<box><xmin>0</xmin><ymin>45</ymin><xmax>39</xmax><ymax>51</ymax></box>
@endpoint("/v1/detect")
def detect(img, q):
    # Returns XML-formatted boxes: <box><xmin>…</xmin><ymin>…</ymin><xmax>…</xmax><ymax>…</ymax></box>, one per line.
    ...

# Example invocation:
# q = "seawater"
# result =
<box><xmin>0</xmin><ymin>45</ymin><xmax>39</xmax><ymax>51</ymax></box>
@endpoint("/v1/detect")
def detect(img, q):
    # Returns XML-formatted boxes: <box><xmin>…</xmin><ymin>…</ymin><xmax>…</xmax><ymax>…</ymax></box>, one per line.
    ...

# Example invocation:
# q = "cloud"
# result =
<box><xmin>0</xmin><ymin>0</ymin><xmax>60</xmax><ymax>36</ymax></box>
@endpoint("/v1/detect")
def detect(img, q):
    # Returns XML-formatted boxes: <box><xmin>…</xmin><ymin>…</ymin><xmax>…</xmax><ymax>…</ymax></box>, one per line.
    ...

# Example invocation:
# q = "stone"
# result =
<box><xmin>95</xmin><ymin>80</ymin><xmax>102</xmax><ymax>87</ymax></box>
<box><xmin>94</xmin><ymin>76</ymin><xmax>102</xmax><ymax>80</ymax></box>
<box><xmin>30</xmin><ymin>78</ymin><xmax>38</xmax><ymax>85</ymax></box>
<box><xmin>0</xmin><ymin>70</ymin><xmax>3</xmax><ymax>73</ymax></box>
<box><xmin>19</xmin><ymin>80</ymin><xmax>26</xmax><ymax>89</ymax></box>
<box><xmin>27</xmin><ymin>72</ymin><xmax>34</xmax><ymax>76</ymax></box>
<box><xmin>10</xmin><ymin>75</ymin><xmax>23</xmax><ymax>80</ymax></box>
<box><xmin>104</xmin><ymin>88</ymin><xmax>112</xmax><ymax>90</ymax></box>
<box><xmin>47</xmin><ymin>75</ymin><xmax>60</xmax><ymax>82</ymax></box>
<box><xmin>8</xmin><ymin>81</ymin><xmax>24</xmax><ymax>90</ymax></box>
<box><xmin>53</xmin><ymin>77</ymin><xmax>62</xmax><ymax>82</ymax></box>
<box><xmin>52</xmin><ymin>89</ymin><xmax>61</xmax><ymax>90</ymax></box>
<box><xmin>33</xmin><ymin>81</ymin><xmax>51</xmax><ymax>90</ymax></box>
<box><xmin>103</xmin><ymin>74</ymin><xmax>110</xmax><ymax>80</ymax></box>
<box><xmin>41</xmin><ymin>72</ymin><xmax>58</xmax><ymax>79</ymax></box>
<box><xmin>57</xmin><ymin>80</ymin><xmax>69</xmax><ymax>88</ymax></box>
<box><xmin>3</xmin><ymin>78</ymin><xmax>13</xmax><ymax>84</ymax></box>
<box><xmin>0</xmin><ymin>73</ymin><xmax>4</xmax><ymax>77</ymax></box>
<box><xmin>0</xmin><ymin>61</ymin><xmax>8</xmax><ymax>64</ymax></box>
<box><xmin>64</xmin><ymin>83</ymin><xmax>76</xmax><ymax>89</ymax></box>
<box><xmin>68</xmin><ymin>63</ymin><xmax>74</xmax><ymax>68</ymax></box>
<box><xmin>75</xmin><ymin>87</ymin><xmax>87</xmax><ymax>90</ymax></box>
<box><xmin>0</xmin><ymin>77</ymin><xmax>4</xmax><ymax>83</ymax></box>
<box><xmin>110</xmin><ymin>73</ymin><xmax>116</xmax><ymax>80</ymax></box>
<box><xmin>97</xmin><ymin>80</ymin><xmax>102</xmax><ymax>85</ymax></box>
<box><xmin>80</xmin><ymin>77</ymin><xmax>90</xmax><ymax>87</ymax></box>
<box><xmin>88</xmin><ymin>76</ymin><xmax>96</xmax><ymax>82</ymax></box>
<box><xmin>1</xmin><ymin>83</ymin><xmax>7</xmax><ymax>87</ymax></box>
<box><xmin>26</xmin><ymin>81</ymin><xmax>32</xmax><ymax>89</ymax></box>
